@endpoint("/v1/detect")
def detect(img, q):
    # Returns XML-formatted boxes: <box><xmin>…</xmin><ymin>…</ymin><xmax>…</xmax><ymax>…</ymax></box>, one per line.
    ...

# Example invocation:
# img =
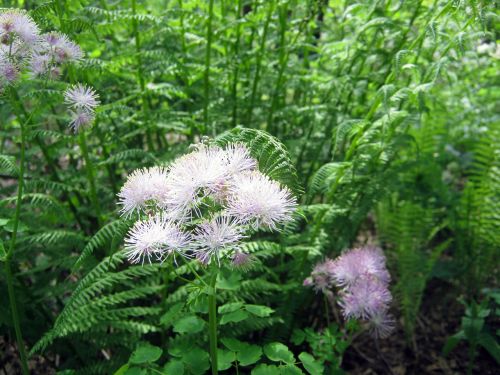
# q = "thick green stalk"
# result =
<box><xmin>4</xmin><ymin>110</ymin><xmax>30</xmax><ymax>375</ymax></box>
<box><xmin>131</xmin><ymin>0</ymin><xmax>155</xmax><ymax>151</ymax></box>
<box><xmin>231</xmin><ymin>0</ymin><xmax>243</xmax><ymax>126</ymax></box>
<box><xmin>208</xmin><ymin>267</ymin><xmax>218</xmax><ymax>375</ymax></box>
<box><xmin>78</xmin><ymin>131</ymin><xmax>102</xmax><ymax>227</ymax></box>
<box><xmin>247</xmin><ymin>0</ymin><xmax>274</xmax><ymax>125</ymax></box>
<box><xmin>204</xmin><ymin>0</ymin><xmax>215</xmax><ymax>135</ymax></box>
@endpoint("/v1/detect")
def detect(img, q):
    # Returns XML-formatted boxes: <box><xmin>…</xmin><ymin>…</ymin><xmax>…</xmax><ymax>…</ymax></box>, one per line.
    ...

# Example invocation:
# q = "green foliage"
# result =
<box><xmin>0</xmin><ymin>0</ymin><xmax>497</xmax><ymax>373</ymax></box>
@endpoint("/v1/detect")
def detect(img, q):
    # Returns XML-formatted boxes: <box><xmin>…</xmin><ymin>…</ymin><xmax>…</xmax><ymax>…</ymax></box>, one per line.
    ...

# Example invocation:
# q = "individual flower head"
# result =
<box><xmin>124</xmin><ymin>215</ymin><xmax>191</xmax><ymax>264</ymax></box>
<box><xmin>193</xmin><ymin>216</ymin><xmax>244</xmax><ymax>266</ymax></box>
<box><xmin>64</xmin><ymin>83</ymin><xmax>100</xmax><ymax>111</ymax></box>
<box><xmin>230</xmin><ymin>250</ymin><xmax>254</xmax><ymax>270</ymax></box>
<box><xmin>220</xmin><ymin>143</ymin><xmax>257</xmax><ymax>176</ymax></box>
<box><xmin>339</xmin><ymin>276</ymin><xmax>392</xmax><ymax>320</ymax></box>
<box><xmin>118</xmin><ymin>166</ymin><xmax>169</xmax><ymax>217</ymax></box>
<box><xmin>44</xmin><ymin>32</ymin><xmax>83</xmax><ymax>63</ymax></box>
<box><xmin>331</xmin><ymin>246</ymin><xmax>390</xmax><ymax>288</ymax></box>
<box><xmin>68</xmin><ymin>108</ymin><xmax>95</xmax><ymax>133</ymax></box>
<box><xmin>0</xmin><ymin>59</ymin><xmax>19</xmax><ymax>83</ymax></box>
<box><xmin>306</xmin><ymin>258</ymin><xmax>336</xmax><ymax>292</ymax></box>
<box><xmin>29</xmin><ymin>52</ymin><xmax>50</xmax><ymax>76</ymax></box>
<box><xmin>226</xmin><ymin>171</ymin><xmax>297</xmax><ymax>230</ymax></box>
<box><xmin>368</xmin><ymin>310</ymin><xmax>395</xmax><ymax>339</ymax></box>
<box><xmin>0</xmin><ymin>9</ymin><xmax>40</xmax><ymax>46</ymax></box>
<box><xmin>163</xmin><ymin>145</ymin><xmax>228</xmax><ymax>217</ymax></box>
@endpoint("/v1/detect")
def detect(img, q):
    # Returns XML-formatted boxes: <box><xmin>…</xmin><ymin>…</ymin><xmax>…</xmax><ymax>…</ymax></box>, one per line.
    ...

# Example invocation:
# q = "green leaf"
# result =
<box><xmin>218</xmin><ymin>302</ymin><xmax>244</xmax><ymax>314</ymax></box>
<box><xmin>216</xmin><ymin>272</ymin><xmax>241</xmax><ymax>290</ymax></box>
<box><xmin>181</xmin><ymin>347</ymin><xmax>210</xmax><ymax>375</ymax></box>
<box><xmin>173</xmin><ymin>315</ymin><xmax>205</xmax><ymax>334</ymax></box>
<box><xmin>299</xmin><ymin>352</ymin><xmax>323</xmax><ymax>374</ymax></box>
<box><xmin>221</xmin><ymin>337</ymin><xmax>246</xmax><ymax>352</ymax></box>
<box><xmin>113</xmin><ymin>364</ymin><xmax>129</xmax><ymax>375</ymax></box>
<box><xmin>220</xmin><ymin>310</ymin><xmax>249</xmax><ymax>325</ymax></box>
<box><xmin>281</xmin><ymin>364</ymin><xmax>304</xmax><ymax>375</ymax></box>
<box><xmin>0</xmin><ymin>240</ymin><xmax>6</xmax><ymax>262</ymax></box>
<box><xmin>129</xmin><ymin>344</ymin><xmax>163</xmax><ymax>364</ymax></box>
<box><xmin>291</xmin><ymin>329</ymin><xmax>306</xmax><ymax>345</ymax></box>
<box><xmin>160</xmin><ymin>303</ymin><xmax>184</xmax><ymax>327</ymax></box>
<box><xmin>217</xmin><ymin>349</ymin><xmax>236</xmax><ymax>371</ymax></box>
<box><xmin>238</xmin><ymin>344</ymin><xmax>262</xmax><ymax>366</ymax></box>
<box><xmin>478</xmin><ymin>332</ymin><xmax>500</xmax><ymax>363</ymax></box>
<box><xmin>264</xmin><ymin>342</ymin><xmax>295</xmax><ymax>364</ymax></box>
<box><xmin>245</xmin><ymin>304</ymin><xmax>274</xmax><ymax>317</ymax></box>
<box><xmin>163</xmin><ymin>360</ymin><xmax>185</xmax><ymax>374</ymax></box>
<box><xmin>251</xmin><ymin>364</ymin><xmax>281</xmax><ymax>375</ymax></box>
<box><xmin>124</xmin><ymin>367</ymin><xmax>146</xmax><ymax>375</ymax></box>
<box><xmin>443</xmin><ymin>331</ymin><xmax>465</xmax><ymax>356</ymax></box>
<box><xmin>4</xmin><ymin>220</ymin><xmax>28</xmax><ymax>233</ymax></box>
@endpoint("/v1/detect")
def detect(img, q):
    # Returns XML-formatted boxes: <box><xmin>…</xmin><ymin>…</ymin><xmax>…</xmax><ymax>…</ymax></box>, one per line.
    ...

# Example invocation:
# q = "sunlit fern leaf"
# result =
<box><xmin>215</xmin><ymin>127</ymin><xmax>303</xmax><ymax>195</ymax></box>
<box><xmin>0</xmin><ymin>154</ymin><xmax>19</xmax><ymax>176</ymax></box>
<box><xmin>72</xmin><ymin>219</ymin><xmax>132</xmax><ymax>271</ymax></box>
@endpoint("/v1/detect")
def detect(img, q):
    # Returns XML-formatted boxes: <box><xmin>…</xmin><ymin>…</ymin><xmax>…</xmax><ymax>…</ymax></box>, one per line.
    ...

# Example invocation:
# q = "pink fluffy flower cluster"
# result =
<box><xmin>0</xmin><ymin>9</ymin><xmax>81</xmax><ymax>88</ymax></box>
<box><xmin>1</xmin><ymin>9</ymin><xmax>99</xmax><ymax>132</ymax></box>
<box><xmin>304</xmin><ymin>246</ymin><xmax>395</xmax><ymax>339</ymax></box>
<box><xmin>117</xmin><ymin>143</ymin><xmax>297</xmax><ymax>267</ymax></box>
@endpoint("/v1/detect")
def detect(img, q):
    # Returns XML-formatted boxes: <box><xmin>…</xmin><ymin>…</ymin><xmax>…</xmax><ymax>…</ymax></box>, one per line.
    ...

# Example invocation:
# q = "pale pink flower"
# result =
<box><xmin>124</xmin><ymin>215</ymin><xmax>190</xmax><ymax>264</ymax></box>
<box><xmin>193</xmin><ymin>216</ymin><xmax>244</xmax><ymax>266</ymax></box>
<box><xmin>331</xmin><ymin>246</ymin><xmax>390</xmax><ymax>288</ymax></box>
<box><xmin>118</xmin><ymin>167</ymin><xmax>169</xmax><ymax>217</ymax></box>
<box><xmin>231</xmin><ymin>251</ymin><xmax>253</xmax><ymax>269</ymax></box>
<box><xmin>0</xmin><ymin>10</ymin><xmax>40</xmax><ymax>46</ymax></box>
<box><xmin>368</xmin><ymin>310</ymin><xmax>395</xmax><ymax>339</ymax></box>
<box><xmin>220</xmin><ymin>143</ymin><xmax>257</xmax><ymax>175</ymax></box>
<box><xmin>226</xmin><ymin>171</ymin><xmax>297</xmax><ymax>230</ymax></box>
<box><xmin>68</xmin><ymin>109</ymin><xmax>95</xmax><ymax>132</ymax></box>
<box><xmin>64</xmin><ymin>84</ymin><xmax>100</xmax><ymax>111</ymax></box>
<box><xmin>339</xmin><ymin>277</ymin><xmax>392</xmax><ymax>320</ymax></box>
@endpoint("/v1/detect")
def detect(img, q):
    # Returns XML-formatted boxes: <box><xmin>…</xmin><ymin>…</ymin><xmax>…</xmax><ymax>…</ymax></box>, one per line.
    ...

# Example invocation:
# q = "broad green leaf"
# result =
<box><xmin>251</xmin><ymin>364</ymin><xmax>281</xmax><ymax>375</ymax></box>
<box><xmin>220</xmin><ymin>309</ymin><xmax>249</xmax><ymax>324</ymax></box>
<box><xmin>123</xmin><ymin>367</ymin><xmax>146</xmax><ymax>375</ymax></box>
<box><xmin>221</xmin><ymin>337</ymin><xmax>246</xmax><ymax>352</ymax></box>
<box><xmin>299</xmin><ymin>352</ymin><xmax>323</xmax><ymax>374</ymax></box>
<box><xmin>182</xmin><ymin>347</ymin><xmax>210</xmax><ymax>375</ymax></box>
<box><xmin>478</xmin><ymin>332</ymin><xmax>500</xmax><ymax>363</ymax></box>
<box><xmin>163</xmin><ymin>360</ymin><xmax>185</xmax><ymax>374</ymax></box>
<box><xmin>0</xmin><ymin>240</ymin><xmax>6</xmax><ymax>262</ymax></box>
<box><xmin>264</xmin><ymin>342</ymin><xmax>295</xmax><ymax>364</ymax></box>
<box><xmin>113</xmin><ymin>364</ymin><xmax>129</xmax><ymax>375</ymax></box>
<box><xmin>129</xmin><ymin>344</ymin><xmax>163</xmax><ymax>364</ymax></box>
<box><xmin>238</xmin><ymin>344</ymin><xmax>262</xmax><ymax>366</ymax></box>
<box><xmin>217</xmin><ymin>349</ymin><xmax>236</xmax><ymax>371</ymax></box>
<box><xmin>160</xmin><ymin>303</ymin><xmax>184</xmax><ymax>327</ymax></box>
<box><xmin>173</xmin><ymin>315</ymin><xmax>205</xmax><ymax>334</ymax></box>
<box><xmin>291</xmin><ymin>329</ymin><xmax>306</xmax><ymax>345</ymax></box>
<box><xmin>443</xmin><ymin>332</ymin><xmax>465</xmax><ymax>356</ymax></box>
<box><xmin>281</xmin><ymin>364</ymin><xmax>304</xmax><ymax>375</ymax></box>
<box><xmin>245</xmin><ymin>304</ymin><xmax>274</xmax><ymax>317</ymax></box>
<box><xmin>218</xmin><ymin>302</ymin><xmax>244</xmax><ymax>314</ymax></box>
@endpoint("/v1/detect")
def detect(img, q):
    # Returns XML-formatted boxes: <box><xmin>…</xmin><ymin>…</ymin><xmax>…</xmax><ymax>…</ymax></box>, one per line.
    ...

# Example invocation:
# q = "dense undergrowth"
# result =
<box><xmin>0</xmin><ymin>0</ymin><xmax>498</xmax><ymax>374</ymax></box>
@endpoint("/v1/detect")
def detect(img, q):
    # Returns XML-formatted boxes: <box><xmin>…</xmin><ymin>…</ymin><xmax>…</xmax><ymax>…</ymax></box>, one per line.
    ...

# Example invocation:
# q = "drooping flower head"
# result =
<box><xmin>368</xmin><ymin>310</ymin><xmax>395</xmax><ymax>339</ymax></box>
<box><xmin>64</xmin><ymin>83</ymin><xmax>100</xmax><ymax>111</ymax></box>
<box><xmin>124</xmin><ymin>215</ymin><xmax>190</xmax><ymax>264</ymax></box>
<box><xmin>193</xmin><ymin>216</ymin><xmax>244</xmax><ymax>266</ymax></box>
<box><xmin>64</xmin><ymin>83</ymin><xmax>100</xmax><ymax>131</ymax></box>
<box><xmin>338</xmin><ymin>276</ymin><xmax>392</xmax><ymax>320</ymax></box>
<box><xmin>0</xmin><ymin>10</ymin><xmax>40</xmax><ymax>47</ymax></box>
<box><xmin>331</xmin><ymin>246</ymin><xmax>390</xmax><ymax>288</ymax></box>
<box><xmin>226</xmin><ymin>171</ymin><xmax>297</xmax><ymax>230</ymax></box>
<box><xmin>118</xmin><ymin>167</ymin><xmax>169</xmax><ymax>217</ymax></box>
<box><xmin>303</xmin><ymin>258</ymin><xmax>336</xmax><ymax>292</ymax></box>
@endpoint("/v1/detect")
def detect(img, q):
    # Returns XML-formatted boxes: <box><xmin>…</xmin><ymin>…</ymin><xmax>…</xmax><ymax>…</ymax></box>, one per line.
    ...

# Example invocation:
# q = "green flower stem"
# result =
<box><xmin>204</xmin><ymin>0</ymin><xmax>215</xmax><ymax>136</ymax></box>
<box><xmin>208</xmin><ymin>266</ymin><xmax>219</xmax><ymax>375</ymax></box>
<box><xmin>247</xmin><ymin>0</ymin><xmax>274</xmax><ymax>125</ymax></box>
<box><xmin>4</xmin><ymin>104</ymin><xmax>30</xmax><ymax>375</ymax></box>
<box><xmin>78</xmin><ymin>131</ymin><xmax>102</xmax><ymax>227</ymax></box>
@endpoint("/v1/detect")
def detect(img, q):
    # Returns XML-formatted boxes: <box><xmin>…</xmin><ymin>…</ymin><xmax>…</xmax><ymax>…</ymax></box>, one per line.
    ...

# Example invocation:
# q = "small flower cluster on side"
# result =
<box><xmin>118</xmin><ymin>143</ymin><xmax>297</xmax><ymax>267</ymax></box>
<box><xmin>0</xmin><ymin>9</ymin><xmax>81</xmax><ymax>89</ymax></box>
<box><xmin>304</xmin><ymin>246</ymin><xmax>395</xmax><ymax>339</ymax></box>
<box><xmin>63</xmin><ymin>84</ymin><xmax>100</xmax><ymax>132</ymax></box>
